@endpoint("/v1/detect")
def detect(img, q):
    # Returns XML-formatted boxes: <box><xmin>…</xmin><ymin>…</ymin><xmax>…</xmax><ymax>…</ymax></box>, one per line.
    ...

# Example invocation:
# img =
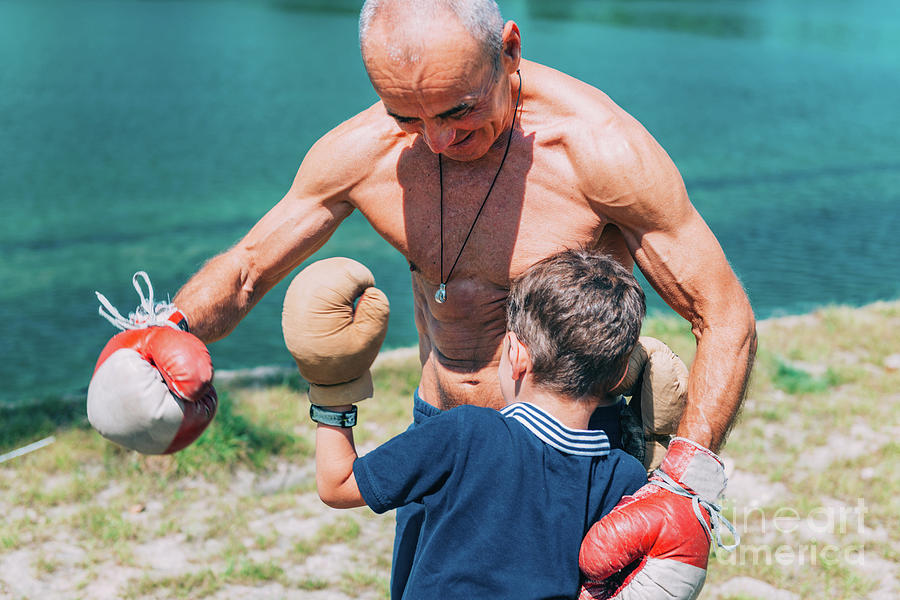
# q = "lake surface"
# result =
<box><xmin>1</xmin><ymin>0</ymin><xmax>898</xmax><ymax>405</ymax></box>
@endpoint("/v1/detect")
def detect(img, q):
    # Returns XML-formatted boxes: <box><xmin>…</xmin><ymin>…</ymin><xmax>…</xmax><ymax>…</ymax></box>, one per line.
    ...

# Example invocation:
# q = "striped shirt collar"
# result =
<box><xmin>500</xmin><ymin>402</ymin><xmax>610</xmax><ymax>457</ymax></box>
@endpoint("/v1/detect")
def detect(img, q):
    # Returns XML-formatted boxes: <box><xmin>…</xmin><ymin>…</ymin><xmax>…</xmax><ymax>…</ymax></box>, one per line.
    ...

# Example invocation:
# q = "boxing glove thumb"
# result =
<box><xmin>282</xmin><ymin>257</ymin><xmax>390</xmax><ymax>406</ymax></box>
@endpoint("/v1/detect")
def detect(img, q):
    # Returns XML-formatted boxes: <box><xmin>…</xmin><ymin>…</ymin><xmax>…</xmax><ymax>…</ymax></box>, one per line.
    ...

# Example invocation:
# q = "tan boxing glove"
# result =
<box><xmin>609</xmin><ymin>336</ymin><xmax>689</xmax><ymax>471</ymax></box>
<box><xmin>282</xmin><ymin>257</ymin><xmax>390</xmax><ymax>406</ymax></box>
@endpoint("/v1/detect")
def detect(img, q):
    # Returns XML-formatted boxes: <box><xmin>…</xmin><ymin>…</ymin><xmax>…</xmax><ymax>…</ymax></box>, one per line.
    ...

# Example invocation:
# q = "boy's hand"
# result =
<box><xmin>579</xmin><ymin>438</ymin><xmax>738</xmax><ymax>599</ymax></box>
<box><xmin>284</xmin><ymin>257</ymin><xmax>387</xmax><ymax>511</ymax></box>
<box><xmin>283</xmin><ymin>257</ymin><xmax>390</xmax><ymax>406</ymax></box>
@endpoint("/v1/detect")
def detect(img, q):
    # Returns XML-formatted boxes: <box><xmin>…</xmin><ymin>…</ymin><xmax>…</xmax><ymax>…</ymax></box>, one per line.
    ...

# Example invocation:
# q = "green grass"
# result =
<box><xmin>173</xmin><ymin>390</ymin><xmax>309</xmax><ymax>475</ymax></box>
<box><xmin>771</xmin><ymin>360</ymin><xmax>842</xmax><ymax>394</ymax></box>
<box><xmin>124</xmin><ymin>569</ymin><xmax>222</xmax><ymax>598</ymax></box>
<box><xmin>340</xmin><ymin>568</ymin><xmax>390</xmax><ymax>597</ymax></box>
<box><xmin>223</xmin><ymin>559</ymin><xmax>286</xmax><ymax>585</ymax></box>
<box><xmin>292</xmin><ymin>515</ymin><xmax>363</xmax><ymax>562</ymax></box>
<box><xmin>298</xmin><ymin>577</ymin><xmax>330</xmax><ymax>590</ymax></box>
<box><xmin>0</xmin><ymin>396</ymin><xmax>89</xmax><ymax>454</ymax></box>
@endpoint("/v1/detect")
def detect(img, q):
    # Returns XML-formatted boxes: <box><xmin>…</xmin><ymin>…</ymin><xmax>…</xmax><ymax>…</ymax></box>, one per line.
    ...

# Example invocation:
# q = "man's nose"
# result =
<box><xmin>422</xmin><ymin>120</ymin><xmax>456</xmax><ymax>154</ymax></box>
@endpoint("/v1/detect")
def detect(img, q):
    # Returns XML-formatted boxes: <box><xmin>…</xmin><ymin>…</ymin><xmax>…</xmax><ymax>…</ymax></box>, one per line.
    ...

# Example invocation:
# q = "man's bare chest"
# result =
<box><xmin>355</xmin><ymin>149</ymin><xmax>605</xmax><ymax>286</ymax></box>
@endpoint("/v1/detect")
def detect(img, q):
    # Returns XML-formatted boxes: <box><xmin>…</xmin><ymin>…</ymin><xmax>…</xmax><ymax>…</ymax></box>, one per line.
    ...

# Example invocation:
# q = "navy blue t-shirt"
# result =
<box><xmin>354</xmin><ymin>402</ymin><xmax>647</xmax><ymax>599</ymax></box>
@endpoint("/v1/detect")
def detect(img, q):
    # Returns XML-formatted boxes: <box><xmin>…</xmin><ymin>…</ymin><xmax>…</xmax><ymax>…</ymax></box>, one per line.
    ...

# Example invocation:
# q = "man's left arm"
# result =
<box><xmin>584</xmin><ymin>121</ymin><xmax>756</xmax><ymax>452</ymax></box>
<box><xmin>576</xmin><ymin>118</ymin><xmax>755</xmax><ymax>598</ymax></box>
<box><xmin>623</xmin><ymin>199</ymin><xmax>756</xmax><ymax>452</ymax></box>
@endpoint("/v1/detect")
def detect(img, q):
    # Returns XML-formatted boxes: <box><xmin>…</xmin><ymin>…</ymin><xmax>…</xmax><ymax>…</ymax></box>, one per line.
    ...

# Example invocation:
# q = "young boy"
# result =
<box><xmin>312</xmin><ymin>249</ymin><xmax>648</xmax><ymax>598</ymax></box>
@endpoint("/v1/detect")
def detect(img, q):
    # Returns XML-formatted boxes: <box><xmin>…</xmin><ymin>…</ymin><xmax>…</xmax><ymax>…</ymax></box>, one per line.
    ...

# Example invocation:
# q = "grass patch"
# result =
<box><xmin>796</xmin><ymin>441</ymin><xmax>900</xmax><ymax>536</ymax></box>
<box><xmin>317</xmin><ymin>515</ymin><xmax>362</xmax><ymax>544</ymax></box>
<box><xmin>639</xmin><ymin>315</ymin><xmax>696</xmax><ymax>363</ymax></box>
<box><xmin>340</xmin><ymin>569</ymin><xmax>390</xmax><ymax>597</ymax></box>
<box><xmin>18</xmin><ymin>471</ymin><xmax>106</xmax><ymax>507</ymax></box>
<box><xmin>174</xmin><ymin>390</ymin><xmax>307</xmax><ymax>475</ymax></box>
<box><xmin>0</xmin><ymin>533</ymin><xmax>19</xmax><ymax>551</ymax></box>
<box><xmin>298</xmin><ymin>577</ymin><xmax>330</xmax><ymax>590</ymax></box>
<box><xmin>34</xmin><ymin>555</ymin><xmax>59</xmax><ymax>575</ymax></box>
<box><xmin>72</xmin><ymin>505</ymin><xmax>140</xmax><ymax>549</ymax></box>
<box><xmin>0</xmin><ymin>397</ymin><xmax>89</xmax><ymax>454</ymax></box>
<box><xmin>292</xmin><ymin>515</ymin><xmax>363</xmax><ymax>563</ymax></box>
<box><xmin>224</xmin><ymin>558</ymin><xmax>286</xmax><ymax>585</ymax></box>
<box><xmin>125</xmin><ymin>569</ymin><xmax>222</xmax><ymax>598</ymax></box>
<box><xmin>771</xmin><ymin>360</ymin><xmax>842</xmax><ymax>394</ymax></box>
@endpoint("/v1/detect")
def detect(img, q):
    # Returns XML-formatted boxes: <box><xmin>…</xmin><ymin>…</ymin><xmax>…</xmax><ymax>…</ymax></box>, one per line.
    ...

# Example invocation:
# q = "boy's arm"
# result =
<box><xmin>315</xmin><ymin>407</ymin><xmax>365</xmax><ymax>509</ymax></box>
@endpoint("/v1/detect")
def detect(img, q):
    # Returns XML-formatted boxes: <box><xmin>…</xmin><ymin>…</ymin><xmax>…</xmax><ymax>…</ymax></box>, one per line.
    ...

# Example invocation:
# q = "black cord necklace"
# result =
<box><xmin>435</xmin><ymin>69</ymin><xmax>522</xmax><ymax>304</ymax></box>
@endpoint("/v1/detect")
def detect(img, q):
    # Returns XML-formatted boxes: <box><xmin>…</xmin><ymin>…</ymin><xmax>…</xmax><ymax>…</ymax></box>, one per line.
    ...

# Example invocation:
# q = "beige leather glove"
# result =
<box><xmin>609</xmin><ymin>337</ymin><xmax>689</xmax><ymax>471</ymax></box>
<box><xmin>282</xmin><ymin>257</ymin><xmax>390</xmax><ymax>406</ymax></box>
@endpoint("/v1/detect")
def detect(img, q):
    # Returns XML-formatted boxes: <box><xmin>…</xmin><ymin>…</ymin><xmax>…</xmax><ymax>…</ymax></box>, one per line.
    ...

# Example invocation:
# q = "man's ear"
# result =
<box><xmin>506</xmin><ymin>331</ymin><xmax>531</xmax><ymax>381</ymax></box>
<box><xmin>500</xmin><ymin>21</ymin><xmax>521</xmax><ymax>73</ymax></box>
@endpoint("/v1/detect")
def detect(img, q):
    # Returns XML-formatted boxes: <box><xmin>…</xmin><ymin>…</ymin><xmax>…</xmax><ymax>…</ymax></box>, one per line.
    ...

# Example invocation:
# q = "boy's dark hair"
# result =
<box><xmin>506</xmin><ymin>249</ymin><xmax>646</xmax><ymax>399</ymax></box>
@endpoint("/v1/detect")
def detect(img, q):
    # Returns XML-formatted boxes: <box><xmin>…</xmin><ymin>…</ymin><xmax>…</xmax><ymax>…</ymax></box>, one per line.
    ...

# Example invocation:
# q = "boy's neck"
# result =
<box><xmin>513</xmin><ymin>387</ymin><xmax>604</xmax><ymax>430</ymax></box>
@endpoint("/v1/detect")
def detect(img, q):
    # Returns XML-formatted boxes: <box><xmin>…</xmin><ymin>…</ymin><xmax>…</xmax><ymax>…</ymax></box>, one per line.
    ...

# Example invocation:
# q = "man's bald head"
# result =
<box><xmin>359</xmin><ymin>0</ymin><xmax>504</xmax><ymax>72</ymax></box>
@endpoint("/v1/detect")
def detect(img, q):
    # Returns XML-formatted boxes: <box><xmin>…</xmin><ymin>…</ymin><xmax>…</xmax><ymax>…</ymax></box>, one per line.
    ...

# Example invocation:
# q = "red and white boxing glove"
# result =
<box><xmin>579</xmin><ymin>437</ymin><xmax>738</xmax><ymax>600</ymax></box>
<box><xmin>87</xmin><ymin>272</ymin><xmax>217</xmax><ymax>454</ymax></box>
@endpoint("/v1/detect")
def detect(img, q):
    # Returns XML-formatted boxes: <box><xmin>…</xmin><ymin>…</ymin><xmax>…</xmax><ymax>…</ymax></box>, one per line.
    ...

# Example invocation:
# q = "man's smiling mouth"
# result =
<box><xmin>451</xmin><ymin>131</ymin><xmax>474</xmax><ymax>146</ymax></box>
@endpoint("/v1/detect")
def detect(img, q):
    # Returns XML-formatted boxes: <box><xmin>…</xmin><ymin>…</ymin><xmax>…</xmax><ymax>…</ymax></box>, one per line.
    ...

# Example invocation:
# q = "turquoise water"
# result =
<box><xmin>1</xmin><ymin>0</ymin><xmax>898</xmax><ymax>405</ymax></box>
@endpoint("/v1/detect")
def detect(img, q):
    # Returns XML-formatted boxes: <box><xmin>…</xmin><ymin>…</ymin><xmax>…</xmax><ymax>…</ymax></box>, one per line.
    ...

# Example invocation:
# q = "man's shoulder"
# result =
<box><xmin>524</xmin><ymin>60</ymin><xmax>657</xmax><ymax>177</ymax></box>
<box><xmin>290</xmin><ymin>101</ymin><xmax>411</xmax><ymax>200</ymax></box>
<box><xmin>525</xmin><ymin>61</ymin><xmax>685</xmax><ymax>214</ymax></box>
<box><xmin>311</xmin><ymin>101</ymin><xmax>406</xmax><ymax>163</ymax></box>
<box><xmin>525</xmin><ymin>60</ymin><xmax>631</xmax><ymax>137</ymax></box>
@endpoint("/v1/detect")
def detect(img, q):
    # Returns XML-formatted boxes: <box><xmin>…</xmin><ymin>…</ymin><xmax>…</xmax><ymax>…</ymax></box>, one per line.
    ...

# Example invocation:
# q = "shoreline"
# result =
<box><xmin>205</xmin><ymin>297</ymin><xmax>900</xmax><ymax>386</ymax></box>
<box><xmin>3</xmin><ymin>299</ymin><xmax>897</xmax><ymax>413</ymax></box>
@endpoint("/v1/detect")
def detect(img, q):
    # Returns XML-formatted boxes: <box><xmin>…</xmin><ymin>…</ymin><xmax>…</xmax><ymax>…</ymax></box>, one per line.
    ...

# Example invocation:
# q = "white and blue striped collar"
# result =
<box><xmin>500</xmin><ymin>402</ymin><xmax>610</xmax><ymax>457</ymax></box>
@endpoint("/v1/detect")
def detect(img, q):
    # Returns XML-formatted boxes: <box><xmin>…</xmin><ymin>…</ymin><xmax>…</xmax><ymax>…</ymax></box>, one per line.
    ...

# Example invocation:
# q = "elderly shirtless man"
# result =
<box><xmin>90</xmin><ymin>0</ymin><xmax>755</xmax><ymax>597</ymax></box>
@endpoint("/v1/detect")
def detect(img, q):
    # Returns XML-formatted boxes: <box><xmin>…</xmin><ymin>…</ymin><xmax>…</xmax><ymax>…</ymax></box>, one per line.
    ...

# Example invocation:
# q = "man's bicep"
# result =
<box><xmin>231</xmin><ymin>136</ymin><xmax>360</xmax><ymax>294</ymax></box>
<box><xmin>626</xmin><ymin>204</ymin><xmax>744</xmax><ymax>328</ymax></box>
<box><xmin>588</xmin><ymin>134</ymin><xmax>745</xmax><ymax>328</ymax></box>
<box><xmin>578</xmin><ymin>116</ymin><xmax>733</xmax><ymax>321</ymax></box>
<box><xmin>237</xmin><ymin>190</ymin><xmax>353</xmax><ymax>286</ymax></box>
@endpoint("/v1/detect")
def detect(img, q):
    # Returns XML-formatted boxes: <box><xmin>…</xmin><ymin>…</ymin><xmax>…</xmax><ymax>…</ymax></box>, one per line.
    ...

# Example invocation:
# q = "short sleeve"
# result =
<box><xmin>596</xmin><ymin>450</ymin><xmax>649</xmax><ymax>519</ymax></box>
<box><xmin>354</xmin><ymin>408</ymin><xmax>464</xmax><ymax>514</ymax></box>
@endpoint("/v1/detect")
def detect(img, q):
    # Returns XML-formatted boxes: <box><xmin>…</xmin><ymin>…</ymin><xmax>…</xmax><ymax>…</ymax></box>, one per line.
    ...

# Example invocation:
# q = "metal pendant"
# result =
<box><xmin>434</xmin><ymin>283</ymin><xmax>446</xmax><ymax>304</ymax></box>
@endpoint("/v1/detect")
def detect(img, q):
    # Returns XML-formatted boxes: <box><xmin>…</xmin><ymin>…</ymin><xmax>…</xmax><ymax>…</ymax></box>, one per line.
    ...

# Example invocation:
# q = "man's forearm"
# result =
<box><xmin>172</xmin><ymin>248</ymin><xmax>275</xmax><ymax>343</ymax></box>
<box><xmin>678</xmin><ymin>313</ymin><xmax>757</xmax><ymax>453</ymax></box>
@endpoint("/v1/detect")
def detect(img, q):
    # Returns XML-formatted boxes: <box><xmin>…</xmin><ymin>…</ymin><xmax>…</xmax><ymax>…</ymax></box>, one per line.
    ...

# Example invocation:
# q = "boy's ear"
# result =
<box><xmin>506</xmin><ymin>331</ymin><xmax>531</xmax><ymax>381</ymax></box>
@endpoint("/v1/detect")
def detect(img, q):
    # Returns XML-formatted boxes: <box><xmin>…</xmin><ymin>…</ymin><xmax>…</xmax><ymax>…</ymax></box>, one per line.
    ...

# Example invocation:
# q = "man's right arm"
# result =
<box><xmin>173</xmin><ymin>128</ymin><xmax>365</xmax><ymax>343</ymax></box>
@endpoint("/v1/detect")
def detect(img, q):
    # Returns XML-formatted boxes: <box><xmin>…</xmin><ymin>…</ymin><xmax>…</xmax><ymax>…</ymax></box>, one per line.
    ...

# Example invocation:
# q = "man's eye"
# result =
<box><xmin>395</xmin><ymin>117</ymin><xmax>418</xmax><ymax>124</ymax></box>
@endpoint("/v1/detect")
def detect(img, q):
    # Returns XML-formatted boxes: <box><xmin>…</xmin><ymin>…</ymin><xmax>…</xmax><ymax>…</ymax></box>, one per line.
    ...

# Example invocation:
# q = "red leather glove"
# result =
<box><xmin>579</xmin><ymin>437</ymin><xmax>738</xmax><ymax>600</ymax></box>
<box><xmin>88</xmin><ymin>272</ymin><xmax>217</xmax><ymax>454</ymax></box>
